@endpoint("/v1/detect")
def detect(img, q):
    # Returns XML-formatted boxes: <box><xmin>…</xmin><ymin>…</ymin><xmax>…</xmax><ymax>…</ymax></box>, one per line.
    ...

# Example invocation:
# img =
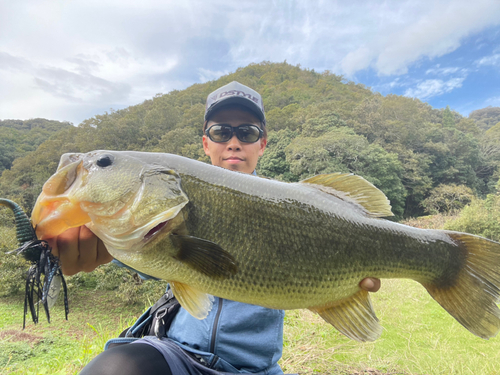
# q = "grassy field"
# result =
<box><xmin>1</xmin><ymin>279</ymin><xmax>499</xmax><ymax>374</ymax></box>
<box><xmin>281</xmin><ymin>279</ymin><xmax>500</xmax><ymax>374</ymax></box>
<box><xmin>0</xmin><ymin>290</ymin><xmax>144</xmax><ymax>375</ymax></box>
<box><xmin>1</xmin><ymin>215</ymin><xmax>499</xmax><ymax>374</ymax></box>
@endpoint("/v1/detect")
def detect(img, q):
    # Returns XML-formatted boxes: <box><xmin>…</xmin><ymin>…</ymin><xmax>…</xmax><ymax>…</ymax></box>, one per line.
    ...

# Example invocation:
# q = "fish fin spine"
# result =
<box><xmin>309</xmin><ymin>289</ymin><xmax>382</xmax><ymax>342</ymax></box>
<box><xmin>300</xmin><ymin>173</ymin><xmax>393</xmax><ymax>218</ymax></box>
<box><xmin>423</xmin><ymin>232</ymin><xmax>500</xmax><ymax>339</ymax></box>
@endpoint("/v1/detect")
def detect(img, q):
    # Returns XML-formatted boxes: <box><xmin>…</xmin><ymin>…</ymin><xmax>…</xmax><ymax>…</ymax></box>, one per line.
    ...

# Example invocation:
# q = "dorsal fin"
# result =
<box><xmin>300</xmin><ymin>173</ymin><xmax>393</xmax><ymax>218</ymax></box>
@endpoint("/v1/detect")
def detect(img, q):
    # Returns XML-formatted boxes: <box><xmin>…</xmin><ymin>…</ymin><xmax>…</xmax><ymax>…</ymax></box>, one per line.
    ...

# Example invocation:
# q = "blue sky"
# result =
<box><xmin>1</xmin><ymin>0</ymin><xmax>499</xmax><ymax>125</ymax></box>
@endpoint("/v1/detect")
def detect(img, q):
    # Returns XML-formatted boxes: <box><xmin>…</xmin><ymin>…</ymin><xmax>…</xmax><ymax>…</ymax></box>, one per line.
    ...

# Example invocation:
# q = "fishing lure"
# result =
<box><xmin>0</xmin><ymin>198</ymin><xmax>68</xmax><ymax>328</ymax></box>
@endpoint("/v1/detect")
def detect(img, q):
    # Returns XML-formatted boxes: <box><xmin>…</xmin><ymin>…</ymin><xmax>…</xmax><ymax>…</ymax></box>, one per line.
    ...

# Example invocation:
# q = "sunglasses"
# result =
<box><xmin>205</xmin><ymin>124</ymin><xmax>264</xmax><ymax>143</ymax></box>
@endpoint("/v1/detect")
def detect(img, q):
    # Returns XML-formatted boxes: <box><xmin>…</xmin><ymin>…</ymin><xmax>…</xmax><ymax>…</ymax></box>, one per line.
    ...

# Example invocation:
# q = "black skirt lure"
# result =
<box><xmin>0</xmin><ymin>198</ymin><xmax>69</xmax><ymax>328</ymax></box>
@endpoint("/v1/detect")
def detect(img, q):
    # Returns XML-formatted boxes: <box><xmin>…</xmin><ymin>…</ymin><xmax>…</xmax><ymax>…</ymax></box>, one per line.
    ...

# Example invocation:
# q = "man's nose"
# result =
<box><xmin>226</xmin><ymin>134</ymin><xmax>242</xmax><ymax>150</ymax></box>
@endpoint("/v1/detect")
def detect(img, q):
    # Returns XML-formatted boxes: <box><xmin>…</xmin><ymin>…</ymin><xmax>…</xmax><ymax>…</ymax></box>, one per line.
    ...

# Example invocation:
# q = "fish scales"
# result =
<box><xmin>31</xmin><ymin>151</ymin><xmax>500</xmax><ymax>342</ymax></box>
<box><xmin>150</xmin><ymin>172</ymin><xmax>463</xmax><ymax>309</ymax></box>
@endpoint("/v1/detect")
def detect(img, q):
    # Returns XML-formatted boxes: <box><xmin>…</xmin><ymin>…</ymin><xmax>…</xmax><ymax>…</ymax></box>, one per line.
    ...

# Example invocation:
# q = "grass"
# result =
<box><xmin>281</xmin><ymin>279</ymin><xmax>500</xmax><ymax>374</ymax></box>
<box><xmin>1</xmin><ymin>213</ymin><xmax>499</xmax><ymax>374</ymax></box>
<box><xmin>2</xmin><ymin>281</ymin><xmax>499</xmax><ymax>374</ymax></box>
<box><xmin>0</xmin><ymin>289</ymin><xmax>144</xmax><ymax>374</ymax></box>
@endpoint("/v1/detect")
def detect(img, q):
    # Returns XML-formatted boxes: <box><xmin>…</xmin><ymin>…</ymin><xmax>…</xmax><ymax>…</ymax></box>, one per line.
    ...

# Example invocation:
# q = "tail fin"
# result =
<box><xmin>423</xmin><ymin>233</ymin><xmax>500</xmax><ymax>339</ymax></box>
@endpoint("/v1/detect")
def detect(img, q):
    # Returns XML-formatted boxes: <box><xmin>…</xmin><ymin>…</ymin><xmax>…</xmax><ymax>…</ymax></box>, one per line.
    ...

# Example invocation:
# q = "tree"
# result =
<box><xmin>445</xmin><ymin>193</ymin><xmax>500</xmax><ymax>241</ymax></box>
<box><xmin>258</xmin><ymin>128</ymin><xmax>297</xmax><ymax>181</ymax></box>
<box><xmin>469</xmin><ymin>106</ymin><xmax>500</xmax><ymax>131</ymax></box>
<box><xmin>285</xmin><ymin>127</ymin><xmax>406</xmax><ymax>217</ymax></box>
<box><xmin>0</xmin><ymin>62</ymin><xmax>494</xmax><ymax>221</ymax></box>
<box><xmin>421</xmin><ymin>184</ymin><xmax>474</xmax><ymax>215</ymax></box>
<box><xmin>441</xmin><ymin>106</ymin><xmax>455</xmax><ymax>128</ymax></box>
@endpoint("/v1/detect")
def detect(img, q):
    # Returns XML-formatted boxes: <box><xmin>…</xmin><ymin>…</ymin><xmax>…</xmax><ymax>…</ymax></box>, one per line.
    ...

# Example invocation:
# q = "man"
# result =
<box><xmin>49</xmin><ymin>81</ymin><xmax>380</xmax><ymax>374</ymax></box>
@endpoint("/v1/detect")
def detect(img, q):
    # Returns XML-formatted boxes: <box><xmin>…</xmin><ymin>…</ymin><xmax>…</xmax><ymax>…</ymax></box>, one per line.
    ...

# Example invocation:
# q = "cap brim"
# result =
<box><xmin>205</xmin><ymin>96</ymin><xmax>265</xmax><ymax>124</ymax></box>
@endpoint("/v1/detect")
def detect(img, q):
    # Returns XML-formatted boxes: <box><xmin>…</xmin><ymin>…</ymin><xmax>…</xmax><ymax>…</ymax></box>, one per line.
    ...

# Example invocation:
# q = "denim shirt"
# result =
<box><xmin>167</xmin><ymin>297</ymin><xmax>285</xmax><ymax>374</ymax></box>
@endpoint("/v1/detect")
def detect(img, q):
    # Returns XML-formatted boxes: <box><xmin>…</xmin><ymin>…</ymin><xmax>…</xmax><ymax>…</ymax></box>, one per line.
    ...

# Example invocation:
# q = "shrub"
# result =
<box><xmin>421</xmin><ymin>184</ymin><xmax>475</xmax><ymax>215</ymax></box>
<box><xmin>0</xmin><ymin>225</ymin><xmax>28</xmax><ymax>297</ymax></box>
<box><xmin>444</xmin><ymin>194</ymin><xmax>500</xmax><ymax>241</ymax></box>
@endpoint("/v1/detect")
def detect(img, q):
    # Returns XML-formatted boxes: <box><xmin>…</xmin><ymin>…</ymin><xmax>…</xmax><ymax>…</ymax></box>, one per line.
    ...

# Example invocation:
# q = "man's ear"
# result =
<box><xmin>202</xmin><ymin>135</ymin><xmax>210</xmax><ymax>156</ymax></box>
<box><xmin>258</xmin><ymin>137</ymin><xmax>267</xmax><ymax>157</ymax></box>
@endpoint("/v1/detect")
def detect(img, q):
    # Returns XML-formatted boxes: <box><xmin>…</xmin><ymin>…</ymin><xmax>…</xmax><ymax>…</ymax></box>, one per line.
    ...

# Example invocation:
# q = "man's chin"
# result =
<box><xmin>222</xmin><ymin>162</ymin><xmax>249</xmax><ymax>173</ymax></box>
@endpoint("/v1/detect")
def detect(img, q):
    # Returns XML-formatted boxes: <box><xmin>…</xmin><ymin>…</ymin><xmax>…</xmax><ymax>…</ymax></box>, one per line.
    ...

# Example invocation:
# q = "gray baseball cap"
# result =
<box><xmin>204</xmin><ymin>81</ymin><xmax>266</xmax><ymax>125</ymax></box>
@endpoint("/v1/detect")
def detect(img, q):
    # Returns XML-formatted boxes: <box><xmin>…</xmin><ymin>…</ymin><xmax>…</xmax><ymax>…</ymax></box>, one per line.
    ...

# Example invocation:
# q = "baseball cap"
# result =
<box><xmin>204</xmin><ymin>81</ymin><xmax>266</xmax><ymax>125</ymax></box>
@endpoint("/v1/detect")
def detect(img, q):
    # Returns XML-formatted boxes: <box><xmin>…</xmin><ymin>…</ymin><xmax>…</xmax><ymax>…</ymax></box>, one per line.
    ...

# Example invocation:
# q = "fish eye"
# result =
<box><xmin>96</xmin><ymin>154</ymin><xmax>114</xmax><ymax>168</ymax></box>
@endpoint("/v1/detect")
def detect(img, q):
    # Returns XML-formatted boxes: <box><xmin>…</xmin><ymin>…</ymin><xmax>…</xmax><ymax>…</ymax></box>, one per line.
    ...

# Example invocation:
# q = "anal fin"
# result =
<box><xmin>170</xmin><ymin>281</ymin><xmax>214</xmax><ymax>319</ymax></box>
<box><xmin>309</xmin><ymin>289</ymin><xmax>382</xmax><ymax>342</ymax></box>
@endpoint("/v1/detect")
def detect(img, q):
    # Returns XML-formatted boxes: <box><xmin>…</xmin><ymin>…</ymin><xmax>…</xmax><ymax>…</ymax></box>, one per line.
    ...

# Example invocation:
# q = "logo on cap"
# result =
<box><xmin>205</xmin><ymin>81</ymin><xmax>265</xmax><ymax>123</ymax></box>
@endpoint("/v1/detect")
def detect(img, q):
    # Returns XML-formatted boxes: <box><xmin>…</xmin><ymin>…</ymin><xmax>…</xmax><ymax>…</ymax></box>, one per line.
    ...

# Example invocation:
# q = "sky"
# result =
<box><xmin>1</xmin><ymin>0</ymin><xmax>500</xmax><ymax>125</ymax></box>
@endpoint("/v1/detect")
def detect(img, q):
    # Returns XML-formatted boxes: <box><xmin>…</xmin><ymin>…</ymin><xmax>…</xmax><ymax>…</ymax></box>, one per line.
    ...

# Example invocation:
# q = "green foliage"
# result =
<box><xmin>258</xmin><ymin>128</ymin><xmax>298</xmax><ymax>181</ymax></box>
<box><xmin>115</xmin><ymin>278</ymin><xmax>169</xmax><ymax>305</ymax></box>
<box><xmin>0</xmin><ymin>289</ymin><xmax>144</xmax><ymax>374</ymax></box>
<box><xmin>0</xmin><ymin>226</ymin><xmax>27</xmax><ymax>297</ymax></box>
<box><xmin>1</xmin><ymin>62</ymin><xmax>497</xmax><ymax>221</ymax></box>
<box><xmin>285</xmin><ymin>127</ymin><xmax>406</xmax><ymax>217</ymax></box>
<box><xmin>0</xmin><ymin>340</ymin><xmax>36</xmax><ymax>368</ymax></box>
<box><xmin>441</xmin><ymin>106</ymin><xmax>456</xmax><ymax>128</ymax></box>
<box><xmin>445</xmin><ymin>193</ymin><xmax>500</xmax><ymax>241</ymax></box>
<box><xmin>469</xmin><ymin>106</ymin><xmax>500</xmax><ymax>131</ymax></box>
<box><xmin>0</xmin><ymin>119</ymin><xmax>71</xmax><ymax>175</ymax></box>
<box><xmin>421</xmin><ymin>184</ymin><xmax>474</xmax><ymax>215</ymax></box>
<box><xmin>67</xmin><ymin>262</ymin><xmax>168</xmax><ymax>303</ymax></box>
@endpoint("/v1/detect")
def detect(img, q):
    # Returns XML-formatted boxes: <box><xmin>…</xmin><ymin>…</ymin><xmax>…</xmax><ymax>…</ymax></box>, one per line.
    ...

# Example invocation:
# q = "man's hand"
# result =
<box><xmin>359</xmin><ymin>278</ymin><xmax>381</xmax><ymax>293</ymax></box>
<box><xmin>45</xmin><ymin>226</ymin><xmax>113</xmax><ymax>275</ymax></box>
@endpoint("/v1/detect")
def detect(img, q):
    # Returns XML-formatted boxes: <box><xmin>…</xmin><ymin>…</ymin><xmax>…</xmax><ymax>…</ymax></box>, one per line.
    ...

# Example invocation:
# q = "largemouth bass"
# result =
<box><xmin>31</xmin><ymin>151</ymin><xmax>500</xmax><ymax>342</ymax></box>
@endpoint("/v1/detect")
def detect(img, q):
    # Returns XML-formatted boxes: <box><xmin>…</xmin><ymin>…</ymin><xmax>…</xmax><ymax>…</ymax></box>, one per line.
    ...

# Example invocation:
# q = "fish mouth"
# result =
<box><xmin>143</xmin><ymin>220</ymin><xmax>170</xmax><ymax>242</ymax></box>
<box><xmin>33</xmin><ymin>195</ymin><xmax>92</xmax><ymax>240</ymax></box>
<box><xmin>32</xmin><ymin>159</ymin><xmax>91</xmax><ymax>240</ymax></box>
<box><xmin>84</xmin><ymin>215</ymin><xmax>174</xmax><ymax>252</ymax></box>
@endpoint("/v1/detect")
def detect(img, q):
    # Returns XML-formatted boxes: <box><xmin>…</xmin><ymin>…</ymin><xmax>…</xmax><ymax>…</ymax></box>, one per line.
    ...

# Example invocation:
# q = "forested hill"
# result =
<box><xmin>1</xmin><ymin>62</ymin><xmax>500</xmax><ymax>219</ymax></box>
<box><xmin>0</xmin><ymin>118</ymin><xmax>72</xmax><ymax>175</ymax></box>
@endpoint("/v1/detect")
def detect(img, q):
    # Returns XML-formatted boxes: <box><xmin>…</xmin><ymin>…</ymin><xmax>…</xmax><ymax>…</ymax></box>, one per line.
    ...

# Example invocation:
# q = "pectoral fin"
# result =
<box><xmin>309</xmin><ymin>290</ymin><xmax>382</xmax><ymax>342</ymax></box>
<box><xmin>170</xmin><ymin>281</ymin><xmax>214</xmax><ymax>319</ymax></box>
<box><xmin>171</xmin><ymin>234</ymin><xmax>238</xmax><ymax>279</ymax></box>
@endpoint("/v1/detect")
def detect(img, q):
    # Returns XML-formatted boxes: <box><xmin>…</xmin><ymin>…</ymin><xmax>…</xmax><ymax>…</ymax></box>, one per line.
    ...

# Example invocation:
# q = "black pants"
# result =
<box><xmin>80</xmin><ymin>343</ymin><xmax>172</xmax><ymax>375</ymax></box>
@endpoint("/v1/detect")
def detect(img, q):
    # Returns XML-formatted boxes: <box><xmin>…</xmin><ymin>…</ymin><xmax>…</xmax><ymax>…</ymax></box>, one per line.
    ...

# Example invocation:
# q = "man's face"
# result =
<box><xmin>203</xmin><ymin>107</ymin><xmax>267</xmax><ymax>174</ymax></box>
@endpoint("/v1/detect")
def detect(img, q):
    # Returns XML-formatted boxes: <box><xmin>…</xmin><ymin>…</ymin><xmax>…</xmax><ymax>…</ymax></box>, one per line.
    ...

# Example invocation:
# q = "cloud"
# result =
<box><xmin>425</xmin><ymin>66</ymin><xmax>462</xmax><ymax>75</ymax></box>
<box><xmin>339</xmin><ymin>0</ymin><xmax>500</xmax><ymax>76</ymax></box>
<box><xmin>1</xmin><ymin>0</ymin><xmax>500</xmax><ymax>123</ymax></box>
<box><xmin>0</xmin><ymin>52</ymin><xmax>33</xmax><ymax>72</ymax></box>
<box><xmin>404</xmin><ymin>77</ymin><xmax>465</xmax><ymax>99</ymax></box>
<box><xmin>0</xmin><ymin>48</ymin><xmax>178</xmax><ymax>123</ymax></box>
<box><xmin>197</xmin><ymin>68</ymin><xmax>231</xmax><ymax>83</ymax></box>
<box><xmin>34</xmin><ymin>67</ymin><xmax>131</xmax><ymax>103</ymax></box>
<box><xmin>476</xmin><ymin>53</ymin><xmax>500</xmax><ymax>67</ymax></box>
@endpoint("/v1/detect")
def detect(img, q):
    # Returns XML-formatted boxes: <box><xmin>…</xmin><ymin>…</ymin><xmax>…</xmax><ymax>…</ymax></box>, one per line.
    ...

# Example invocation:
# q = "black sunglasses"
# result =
<box><xmin>205</xmin><ymin>124</ymin><xmax>264</xmax><ymax>143</ymax></box>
